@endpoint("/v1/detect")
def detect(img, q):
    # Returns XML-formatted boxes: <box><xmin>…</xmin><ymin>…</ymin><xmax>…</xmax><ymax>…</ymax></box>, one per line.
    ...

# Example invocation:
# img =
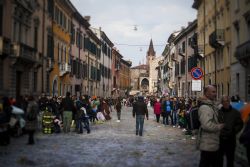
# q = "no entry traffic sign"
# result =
<box><xmin>191</xmin><ymin>67</ymin><xmax>203</xmax><ymax>80</ymax></box>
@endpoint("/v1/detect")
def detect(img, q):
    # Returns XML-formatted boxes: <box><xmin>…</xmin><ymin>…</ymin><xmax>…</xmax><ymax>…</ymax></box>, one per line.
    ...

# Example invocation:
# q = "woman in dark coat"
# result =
<box><xmin>25</xmin><ymin>95</ymin><xmax>39</xmax><ymax>145</ymax></box>
<box><xmin>115</xmin><ymin>98</ymin><xmax>122</xmax><ymax>122</ymax></box>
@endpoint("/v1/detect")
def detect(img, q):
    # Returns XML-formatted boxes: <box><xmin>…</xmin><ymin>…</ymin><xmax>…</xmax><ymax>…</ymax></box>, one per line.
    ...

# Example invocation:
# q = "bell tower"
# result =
<box><xmin>146</xmin><ymin>39</ymin><xmax>156</xmax><ymax>65</ymax></box>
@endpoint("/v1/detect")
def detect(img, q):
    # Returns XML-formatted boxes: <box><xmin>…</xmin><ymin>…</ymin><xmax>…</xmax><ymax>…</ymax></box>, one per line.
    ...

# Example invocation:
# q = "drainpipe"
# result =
<box><xmin>214</xmin><ymin>0</ymin><xmax>217</xmax><ymax>85</ymax></box>
<box><xmin>78</xmin><ymin>25</ymin><xmax>81</xmax><ymax>96</ymax></box>
<box><xmin>87</xmin><ymin>51</ymin><xmax>89</xmax><ymax>95</ymax></box>
<box><xmin>51</xmin><ymin>0</ymin><xmax>54</xmax><ymax>96</ymax></box>
<box><xmin>41</xmin><ymin>0</ymin><xmax>45</xmax><ymax>93</ymax></box>
<box><xmin>203</xmin><ymin>0</ymin><xmax>206</xmax><ymax>87</ymax></box>
<box><xmin>102</xmin><ymin>42</ymin><xmax>104</xmax><ymax>97</ymax></box>
<box><xmin>185</xmin><ymin>35</ymin><xmax>188</xmax><ymax>98</ymax></box>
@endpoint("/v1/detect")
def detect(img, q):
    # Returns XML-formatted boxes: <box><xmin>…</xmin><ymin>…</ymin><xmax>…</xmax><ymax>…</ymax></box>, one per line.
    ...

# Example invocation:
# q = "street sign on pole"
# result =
<box><xmin>191</xmin><ymin>67</ymin><xmax>203</xmax><ymax>80</ymax></box>
<box><xmin>192</xmin><ymin>80</ymin><xmax>202</xmax><ymax>91</ymax></box>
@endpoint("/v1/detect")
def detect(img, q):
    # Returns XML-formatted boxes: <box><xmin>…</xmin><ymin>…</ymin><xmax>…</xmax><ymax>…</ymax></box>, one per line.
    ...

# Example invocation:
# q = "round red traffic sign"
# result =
<box><xmin>191</xmin><ymin>67</ymin><xmax>203</xmax><ymax>80</ymax></box>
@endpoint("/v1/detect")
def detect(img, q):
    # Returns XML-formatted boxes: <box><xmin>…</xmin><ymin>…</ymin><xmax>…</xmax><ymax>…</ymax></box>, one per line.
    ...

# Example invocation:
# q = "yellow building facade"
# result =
<box><xmin>49</xmin><ymin>0</ymin><xmax>74</xmax><ymax>96</ymax></box>
<box><xmin>231</xmin><ymin>0</ymin><xmax>250</xmax><ymax>101</ymax></box>
<box><xmin>193</xmin><ymin>0</ymin><xmax>231</xmax><ymax>98</ymax></box>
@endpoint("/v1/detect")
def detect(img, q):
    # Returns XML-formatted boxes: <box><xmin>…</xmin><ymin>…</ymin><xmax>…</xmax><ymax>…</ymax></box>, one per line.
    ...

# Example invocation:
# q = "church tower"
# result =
<box><xmin>146</xmin><ymin>39</ymin><xmax>156</xmax><ymax>65</ymax></box>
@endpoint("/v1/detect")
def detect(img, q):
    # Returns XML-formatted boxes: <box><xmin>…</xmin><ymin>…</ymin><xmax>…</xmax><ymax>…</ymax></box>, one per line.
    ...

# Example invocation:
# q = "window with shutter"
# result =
<box><xmin>47</xmin><ymin>0</ymin><xmax>54</xmax><ymax>17</ymax></box>
<box><xmin>175</xmin><ymin>63</ymin><xmax>179</xmax><ymax>76</ymax></box>
<box><xmin>73</xmin><ymin>60</ymin><xmax>77</xmax><ymax>75</ymax></box>
<box><xmin>47</xmin><ymin>35</ymin><xmax>54</xmax><ymax>59</ymax></box>
<box><xmin>181</xmin><ymin>59</ymin><xmax>185</xmax><ymax>74</ymax></box>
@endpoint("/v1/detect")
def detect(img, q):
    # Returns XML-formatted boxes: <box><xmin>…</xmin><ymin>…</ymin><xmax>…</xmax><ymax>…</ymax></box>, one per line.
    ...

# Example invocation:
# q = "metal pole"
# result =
<box><xmin>41</xmin><ymin>0</ymin><xmax>45</xmax><ymax>92</ymax></box>
<box><xmin>102</xmin><ymin>43</ymin><xmax>104</xmax><ymax>97</ymax></box>
<box><xmin>185</xmin><ymin>35</ymin><xmax>188</xmax><ymax>97</ymax></box>
<box><xmin>214</xmin><ymin>0</ymin><xmax>217</xmax><ymax>85</ymax></box>
<box><xmin>87</xmin><ymin>52</ymin><xmax>89</xmax><ymax>95</ymax></box>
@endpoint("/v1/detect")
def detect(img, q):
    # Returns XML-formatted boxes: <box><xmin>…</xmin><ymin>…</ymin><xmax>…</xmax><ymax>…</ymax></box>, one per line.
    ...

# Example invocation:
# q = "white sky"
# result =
<box><xmin>70</xmin><ymin>0</ymin><xmax>197</xmax><ymax>67</ymax></box>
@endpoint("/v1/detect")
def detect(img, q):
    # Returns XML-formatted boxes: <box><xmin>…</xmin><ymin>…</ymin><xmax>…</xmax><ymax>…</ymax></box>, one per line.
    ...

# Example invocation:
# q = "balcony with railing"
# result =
<box><xmin>235</xmin><ymin>40</ymin><xmax>250</xmax><ymax>67</ymax></box>
<box><xmin>193</xmin><ymin>45</ymin><xmax>204</xmax><ymax>58</ymax></box>
<box><xmin>0</xmin><ymin>36</ymin><xmax>11</xmax><ymax>58</ymax></box>
<box><xmin>178</xmin><ymin>47</ymin><xmax>185</xmax><ymax>57</ymax></box>
<box><xmin>209</xmin><ymin>29</ymin><xmax>225</xmax><ymax>48</ymax></box>
<box><xmin>190</xmin><ymin>33</ymin><xmax>197</xmax><ymax>49</ymax></box>
<box><xmin>59</xmin><ymin>63</ymin><xmax>71</xmax><ymax>76</ymax></box>
<box><xmin>115</xmin><ymin>63</ymin><xmax>120</xmax><ymax>71</ymax></box>
<box><xmin>47</xmin><ymin>57</ymin><xmax>54</xmax><ymax>72</ymax></box>
<box><xmin>11</xmin><ymin>42</ymin><xmax>37</xmax><ymax>63</ymax></box>
<box><xmin>167</xmin><ymin>62</ymin><xmax>173</xmax><ymax>69</ymax></box>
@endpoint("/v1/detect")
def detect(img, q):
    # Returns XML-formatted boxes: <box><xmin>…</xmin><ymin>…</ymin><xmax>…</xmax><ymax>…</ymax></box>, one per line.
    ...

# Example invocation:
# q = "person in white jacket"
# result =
<box><xmin>198</xmin><ymin>85</ymin><xmax>224</xmax><ymax>167</ymax></box>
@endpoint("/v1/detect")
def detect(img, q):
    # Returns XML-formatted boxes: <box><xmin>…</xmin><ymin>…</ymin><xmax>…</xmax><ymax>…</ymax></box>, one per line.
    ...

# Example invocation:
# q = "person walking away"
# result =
<box><xmin>61</xmin><ymin>92</ymin><xmax>75</xmax><ymax>133</ymax></box>
<box><xmin>133</xmin><ymin>96</ymin><xmax>148</xmax><ymax>136</ymax></box>
<box><xmin>115</xmin><ymin>98</ymin><xmax>122</xmax><ymax>122</ymax></box>
<box><xmin>154</xmin><ymin>98</ymin><xmax>161</xmax><ymax>123</ymax></box>
<box><xmin>25</xmin><ymin>95</ymin><xmax>39</xmax><ymax>145</ymax></box>
<box><xmin>239</xmin><ymin>103</ymin><xmax>250</xmax><ymax>166</ymax></box>
<box><xmin>218</xmin><ymin>96</ymin><xmax>243</xmax><ymax>167</ymax></box>
<box><xmin>198</xmin><ymin>85</ymin><xmax>224</xmax><ymax>167</ymax></box>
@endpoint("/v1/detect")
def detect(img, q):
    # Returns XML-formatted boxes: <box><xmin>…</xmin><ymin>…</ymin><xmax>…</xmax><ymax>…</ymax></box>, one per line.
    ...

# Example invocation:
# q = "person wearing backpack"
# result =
<box><xmin>218</xmin><ymin>96</ymin><xmax>243</xmax><ymax>167</ymax></box>
<box><xmin>25</xmin><ymin>95</ymin><xmax>39</xmax><ymax>145</ymax></box>
<box><xmin>198</xmin><ymin>85</ymin><xmax>224</xmax><ymax>167</ymax></box>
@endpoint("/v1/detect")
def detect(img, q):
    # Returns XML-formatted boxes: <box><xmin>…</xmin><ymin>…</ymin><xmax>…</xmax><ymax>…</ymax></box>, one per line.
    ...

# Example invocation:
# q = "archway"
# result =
<box><xmin>141</xmin><ymin>78</ymin><xmax>149</xmax><ymax>91</ymax></box>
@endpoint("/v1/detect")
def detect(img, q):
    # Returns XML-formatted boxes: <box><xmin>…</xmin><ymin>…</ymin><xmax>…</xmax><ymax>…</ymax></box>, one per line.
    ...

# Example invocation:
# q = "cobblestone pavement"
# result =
<box><xmin>0</xmin><ymin>106</ymin><xmax>244</xmax><ymax>167</ymax></box>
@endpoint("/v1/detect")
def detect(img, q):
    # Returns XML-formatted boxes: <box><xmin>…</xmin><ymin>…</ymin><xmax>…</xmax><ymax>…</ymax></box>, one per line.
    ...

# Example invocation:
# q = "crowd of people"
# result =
<box><xmin>145</xmin><ymin>85</ymin><xmax>250</xmax><ymax>167</ymax></box>
<box><xmin>0</xmin><ymin>92</ymin><xmax>121</xmax><ymax>146</ymax></box>
<box><xmin>0</xmin><ymin>86</ymin><xmax>250</xmax><ymax>166</ymax></box>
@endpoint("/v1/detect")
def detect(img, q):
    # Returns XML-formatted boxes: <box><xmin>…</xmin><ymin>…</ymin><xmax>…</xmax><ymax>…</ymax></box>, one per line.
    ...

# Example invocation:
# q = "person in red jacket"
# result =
<box><xmin>154</xmin><ymin>98</ymin><xmax>161</xmax><ymax>123</ymax></box>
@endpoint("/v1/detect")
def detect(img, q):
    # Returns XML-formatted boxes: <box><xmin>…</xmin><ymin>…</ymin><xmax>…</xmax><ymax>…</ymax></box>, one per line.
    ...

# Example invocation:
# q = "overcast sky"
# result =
<box><xmin>70</xmin><ymin>0</ymin><xmax>197</xmax><ymax>67</ymax></box>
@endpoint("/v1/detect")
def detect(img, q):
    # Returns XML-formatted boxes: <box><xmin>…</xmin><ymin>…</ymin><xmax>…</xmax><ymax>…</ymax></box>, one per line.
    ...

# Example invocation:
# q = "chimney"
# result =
<box><xmin>84</xmin><ymin>16</ymin><xmax>91</xmax><ymax>22</ymax></box>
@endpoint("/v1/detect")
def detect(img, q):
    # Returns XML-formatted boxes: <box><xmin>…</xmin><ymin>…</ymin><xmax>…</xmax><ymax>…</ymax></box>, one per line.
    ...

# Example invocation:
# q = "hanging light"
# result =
<box><xmin>133</xmin><ymin>25</ymin><xmax>138</xmax><ymax>31</ymax></box>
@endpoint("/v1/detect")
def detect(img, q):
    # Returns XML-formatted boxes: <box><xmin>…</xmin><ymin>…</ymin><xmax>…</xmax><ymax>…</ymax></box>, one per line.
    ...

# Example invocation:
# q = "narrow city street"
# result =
<box><xmin>0</xmin><ymin>106</ymin><xmax>242</xmax><ymax>167</ymax></box>
<box><xmin>1</xmin><ymin>106</ymin><xmax>198</xmax><ymax>167</ymax></box>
